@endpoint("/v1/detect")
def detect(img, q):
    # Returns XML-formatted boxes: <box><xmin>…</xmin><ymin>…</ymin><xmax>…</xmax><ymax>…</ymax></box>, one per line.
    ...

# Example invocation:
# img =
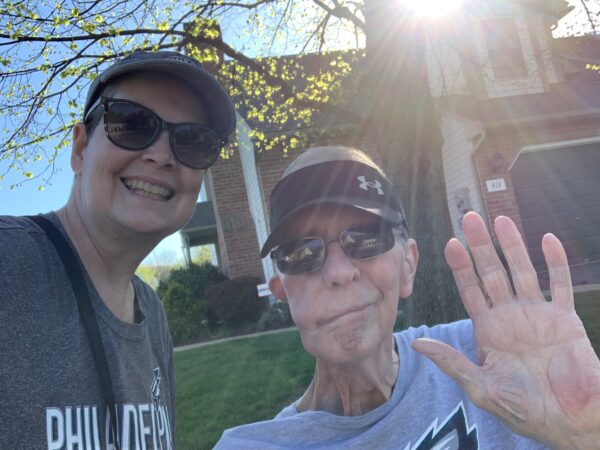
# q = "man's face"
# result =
<box><xmin>71</xmin><ymin>73</ymin><xmax>208</xmax><ymax>238</ymax></box>
<box><xmin>269</xmin><ymin>205</ymin><xmax>418</xmax><ymax>364</ymax></box>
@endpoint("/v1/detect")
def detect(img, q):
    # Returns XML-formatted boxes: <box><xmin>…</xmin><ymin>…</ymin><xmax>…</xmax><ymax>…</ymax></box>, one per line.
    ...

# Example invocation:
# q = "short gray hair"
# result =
<box><xmin>282</xmin><ymin>146</ymin><xmax>386</xmax><ymax>179</ymax></box>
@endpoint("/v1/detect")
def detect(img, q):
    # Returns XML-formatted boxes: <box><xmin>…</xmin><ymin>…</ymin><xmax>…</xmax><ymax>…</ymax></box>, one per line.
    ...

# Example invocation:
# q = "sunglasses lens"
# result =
<box><xmin>341</xmin><ymin>226</ymin><xmax>395</xmax><ymax>259</ymax></box>
<box><xmin>171</xmin><ymin>125</ymin><xmax>221</xmax><ymax>169</ymax></box>
<box><xmin>273</xmin><ymin>238</ymin><xmax>325</xmax><ymax>275</ymax></box>
<box><xmin>105</xmin><ymin>101</ymin><xmax>158</xmax><ymax>149</ymax></box>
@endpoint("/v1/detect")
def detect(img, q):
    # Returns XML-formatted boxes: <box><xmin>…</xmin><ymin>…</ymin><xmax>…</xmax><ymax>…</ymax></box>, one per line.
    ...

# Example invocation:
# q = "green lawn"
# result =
<box><xmin>575</xmin><ymin>290</ymin><xmax>600</xmax><ymax>354</ymax></box>
<box><xmin>174</xmin><ymin>331</ymin><xmax>315</xmax><ymax>450</ymax></box>
<box><xmin>175</xmin><ymin>291</ymin><xmax>600</xmax><ymax>450</ymax></box>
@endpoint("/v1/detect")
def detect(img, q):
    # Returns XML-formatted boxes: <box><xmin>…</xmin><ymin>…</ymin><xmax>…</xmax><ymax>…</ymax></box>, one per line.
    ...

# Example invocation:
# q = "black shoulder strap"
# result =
<box><xmin>27</xmin><ymin>215</ymin><xmax>121</xmax><ymax>450</ymax></box>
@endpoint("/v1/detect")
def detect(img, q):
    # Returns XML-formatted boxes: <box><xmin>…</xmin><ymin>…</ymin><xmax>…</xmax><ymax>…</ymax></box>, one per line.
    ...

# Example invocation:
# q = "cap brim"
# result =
<box><xmin>259</xmin><ymin>197</ymin><xmax>403</xmax><ymax>258</ymax></box>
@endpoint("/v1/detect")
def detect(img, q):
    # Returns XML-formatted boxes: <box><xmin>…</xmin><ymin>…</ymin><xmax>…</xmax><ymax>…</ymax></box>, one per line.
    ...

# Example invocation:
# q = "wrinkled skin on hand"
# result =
<box><xmin>412</xmin><ymin>212</ymin><xmax>600</xmax><ymax>449</ymax></box>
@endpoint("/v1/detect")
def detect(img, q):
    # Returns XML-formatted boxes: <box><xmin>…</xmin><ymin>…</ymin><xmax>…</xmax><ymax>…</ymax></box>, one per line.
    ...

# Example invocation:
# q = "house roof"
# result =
<box><xmin>181</xmin><ymin>201</ymin><xmax>216</xmax><ymax>231</ymax></box>
<box><xmin>473</xmin><ymin>80</ymin><xmax>600</xmax><ymax>125</ymax></box>
<box><xmin>461</xmin><ymin>0</ymin><xmax>573</xmax><ymax>23</ymax></box>
<box><xmin>555</xmin><ymin>35</ymin><xmax>600</xmax><ymax>63</ymax></box>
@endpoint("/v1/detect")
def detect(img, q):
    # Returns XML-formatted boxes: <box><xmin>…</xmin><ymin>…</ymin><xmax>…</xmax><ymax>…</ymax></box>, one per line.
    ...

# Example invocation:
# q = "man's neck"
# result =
<box><xmin>297</xmin><ymin>336</ymin><xmax>399</xmax><ymax>416</ymax></box>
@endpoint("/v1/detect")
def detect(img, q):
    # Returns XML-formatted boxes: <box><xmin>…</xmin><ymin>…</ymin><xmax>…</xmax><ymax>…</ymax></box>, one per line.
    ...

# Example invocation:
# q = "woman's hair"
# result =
<box><xmin>282</xmin><ymin>146</ymin><xmax>386</xmax><ymax>179</ymax></box>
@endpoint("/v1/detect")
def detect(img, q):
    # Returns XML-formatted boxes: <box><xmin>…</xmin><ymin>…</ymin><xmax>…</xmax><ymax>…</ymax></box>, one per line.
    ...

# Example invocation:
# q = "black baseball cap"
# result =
<box><xmin>83</xmin><ymin>51</ymin><xmax>236</xmax><ymax>140</ymax></box>
<box><xmin>260</xmin><ymin>159</ymin><xmax>408</xmax><ymax>258</ymax></box>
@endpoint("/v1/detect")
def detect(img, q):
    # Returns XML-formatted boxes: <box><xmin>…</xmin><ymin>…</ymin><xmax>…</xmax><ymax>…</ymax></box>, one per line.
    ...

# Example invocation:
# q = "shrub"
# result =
<box><xmin>206</xmin><ymin>276</ymin><xmax>267</xmax><ymax>331</ymax></box>
<box><xmin>393</xmin><ymin>310</ymin><xmax>406</xmax><ymax>332</ymax></box>
<box><xmin>161</xmin><ymin>282</ymin><xmax>207</xmax><ymax>344</ymax></box>
<box><xmin>157</xmin><ymin>262</ymin><xmax>227</xmax><ymax>299</ymax></box>
<box><xmin>257</xmin><ymin>301</ymin><xmax>294</xmax><ymax>331</ymax></box>
<box><xmin>157</xmin><ymin>262</ymin><xmax>228</xmax><ymax>345</ymax></box>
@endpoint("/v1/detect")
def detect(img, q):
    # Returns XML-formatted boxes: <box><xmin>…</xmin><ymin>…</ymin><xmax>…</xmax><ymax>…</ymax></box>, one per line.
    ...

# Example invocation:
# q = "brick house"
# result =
<box><xmin>182</xmin><ymin>0</ymin><xmax>600</xmax><ymax>289</ymax></box>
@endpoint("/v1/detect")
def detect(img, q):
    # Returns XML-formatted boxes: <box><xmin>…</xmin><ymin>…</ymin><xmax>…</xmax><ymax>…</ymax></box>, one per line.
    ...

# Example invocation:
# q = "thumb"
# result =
<box><xmin>412</xmin><ymin>338</ymin><xmax>483</xmax><ymax>402</ymax></box>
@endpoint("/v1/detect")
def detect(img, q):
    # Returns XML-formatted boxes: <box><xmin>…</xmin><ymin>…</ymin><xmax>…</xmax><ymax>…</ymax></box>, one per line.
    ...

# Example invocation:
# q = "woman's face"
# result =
<box><xmin>70</xmin><ymin>73</ymin><xmax>208</xmax><ymax>239</ymax></box>
<box><xmin>269</xmin><ymin>205</ymin><xmax>418</xmax><ymax>364</ymax></box>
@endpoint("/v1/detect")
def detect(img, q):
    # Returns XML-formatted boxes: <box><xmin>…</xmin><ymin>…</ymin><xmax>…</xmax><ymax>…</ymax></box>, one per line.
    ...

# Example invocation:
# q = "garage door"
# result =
<box><xmin>511</xmin><ymin>143</ymin><xmax>600</xmax><ymax>285</ymax></box>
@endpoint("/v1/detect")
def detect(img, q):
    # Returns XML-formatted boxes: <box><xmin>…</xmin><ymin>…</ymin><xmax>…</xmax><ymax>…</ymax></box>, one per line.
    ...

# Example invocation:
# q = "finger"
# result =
<box><xmin>542</xmin><ymin>233</ymin><xmax>574</xmax><ymax>311</ymax></box>
<box><xmin>413</xmin><ymin>339</ymin><xmax>533</xmax><ymax>429</ymax></box>
<box><xmin>462</xmin><ymin>212</ymin><xmax>514</xmax><ymax>306</ymax></box>
<box><xmin>494</xmin><ymin>216</ymin><xmax>544</xmax><ymax>302</ymax></box>
<box><xmin>445</xmin><ymin>238</ymin><xmax>489</xmax><ymax>318</ymax></box>
<box><xmin>412</xmin><ymin>338</ymin><xmax>484</xmax><ymax>402</ymax></box>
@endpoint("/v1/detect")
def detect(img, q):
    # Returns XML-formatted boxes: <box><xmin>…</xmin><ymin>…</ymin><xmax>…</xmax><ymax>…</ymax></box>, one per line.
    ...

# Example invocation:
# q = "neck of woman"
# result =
<box><xmin>297</xmin><ymin>336</ymin><xmax>399</xmax><ymax>416</ymax></box>
<box><xmin>56</xmin><ymin>204</ymin><xmax>157</xmax><ymax>323</ymax></box>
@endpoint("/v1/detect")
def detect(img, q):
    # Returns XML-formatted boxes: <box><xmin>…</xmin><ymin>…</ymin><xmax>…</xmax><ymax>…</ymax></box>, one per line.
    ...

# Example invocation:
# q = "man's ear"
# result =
<box><xmin>268</xmin><ymin>275</ymin><xmax>288</xmax><ymax>302</ymax></box>
<box><xmin>71</xmin><ymin>122</ymin><xmax>88</xmax><ymax>175</ymax></box>
<box><xmin>399</xmin><ymin>239</ymin><xmax>419</xmax><ymax>299</ymax></box>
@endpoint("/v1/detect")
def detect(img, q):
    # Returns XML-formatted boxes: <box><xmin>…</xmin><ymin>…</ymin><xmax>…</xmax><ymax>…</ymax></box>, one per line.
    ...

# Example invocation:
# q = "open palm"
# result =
<box><xmin>412</xmin><ymin>212</ymin><xmax>600</xmax><ymax>449</ymax></box>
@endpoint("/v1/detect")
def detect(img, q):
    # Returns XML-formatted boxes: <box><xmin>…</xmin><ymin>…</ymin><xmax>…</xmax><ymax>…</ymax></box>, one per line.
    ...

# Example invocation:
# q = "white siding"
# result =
<box><xmin>237</xmin><ymin>115</ymin><xmax>276</xmax><ymax>282</ymax></box>
<box><xmin>440</xmin><ymin>112</ymin><xmax>486</xmax><ymax>242</ymax></box>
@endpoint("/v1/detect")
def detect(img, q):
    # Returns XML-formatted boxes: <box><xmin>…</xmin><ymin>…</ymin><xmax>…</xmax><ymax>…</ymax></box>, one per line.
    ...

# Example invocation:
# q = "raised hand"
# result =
<box><xmin>412</xmin><ymin>212</ymin><xmax>600</xmax><ymax>449</ymax></box>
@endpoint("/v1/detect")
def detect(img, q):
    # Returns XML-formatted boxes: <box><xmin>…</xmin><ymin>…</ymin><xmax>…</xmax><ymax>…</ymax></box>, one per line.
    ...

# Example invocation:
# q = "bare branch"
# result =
<box><xmin>312</xmin><ymin>0</ymin><xmax>365</xmax><ymax>30</ymax></box>
<box><xmin>0</xmin><ymin>28</ymin><xmax>189</xmax><ymax>45</ymax></box>
<box><xmin>579</xmin><ymin>0</ymin><xmax>598</xmax><ymax>34</ymax></box>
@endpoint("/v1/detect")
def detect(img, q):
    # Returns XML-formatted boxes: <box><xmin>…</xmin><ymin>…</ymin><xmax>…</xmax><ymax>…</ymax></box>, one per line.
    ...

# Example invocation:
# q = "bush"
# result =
<box><xmin>257</xmin><ymin>301</ymin><xmax>294</xmax><ymax>331</ymax></box>
<box><xmin>157</xmin><ymin>262</ymin><xmax>227</xmax><ymax>299</ymax></box>
<box><xmin>206</xmin><ymin>276</ymin><xmax>267</xmax><ymax>331</ymax></box>
<box><xmin>161</xmin><ymin>282</ymin><xmax>207</xmax><ymax>345</ymax></box>
<box><xmin>157</xmin><ymin>262</ymin><xmax>228</xmax><ymax>345</ymax></box>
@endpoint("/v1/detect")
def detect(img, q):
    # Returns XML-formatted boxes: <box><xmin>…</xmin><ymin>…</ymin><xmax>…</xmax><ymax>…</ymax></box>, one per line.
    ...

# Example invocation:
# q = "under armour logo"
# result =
<box><xmin>357</xmin><ymin>176</ymin><xmax>384</xmax><ymax>195</ymax></box>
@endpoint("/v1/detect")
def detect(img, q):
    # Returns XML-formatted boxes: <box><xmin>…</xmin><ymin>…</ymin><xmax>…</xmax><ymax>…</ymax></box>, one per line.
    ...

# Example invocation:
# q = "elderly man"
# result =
<box><xmin>0</xmin><ymin>51</ymin><xmax>235</xmax><ymax>449</ymax></box>
<box><xmin>215</xmin><ymin>146</ymin><xmax>600</xmax><ymax>449</ymax></box>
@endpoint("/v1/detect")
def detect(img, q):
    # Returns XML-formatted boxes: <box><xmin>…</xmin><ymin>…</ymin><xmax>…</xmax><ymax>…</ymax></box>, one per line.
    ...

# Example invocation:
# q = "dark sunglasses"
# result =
<box><xmin>84</xmin><ymin>96</ymin><xmax>227</xmax><ymax>169</ymax></box>
<box><xmin>271</xmin><ymin>224</ymin><xmax>397</xmax><ymax>275</ymax></box>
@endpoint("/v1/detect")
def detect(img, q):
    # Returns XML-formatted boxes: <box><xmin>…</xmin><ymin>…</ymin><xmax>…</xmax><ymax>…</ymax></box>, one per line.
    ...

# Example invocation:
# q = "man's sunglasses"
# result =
<box><xmin>84</xmin><ymin>97</ymin><xmax>227</xmax><ymax>169</ymax></box>
<box><xmin>271</xmin><ymin>224</ymin><xmax>397</xmax><ymax>275</ymax></box>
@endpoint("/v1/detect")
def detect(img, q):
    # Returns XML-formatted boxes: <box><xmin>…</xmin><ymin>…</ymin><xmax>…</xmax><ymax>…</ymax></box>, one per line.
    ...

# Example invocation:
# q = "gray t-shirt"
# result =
<box><xmin>215</xmin><ymin>320</ymin><xmax>547</xmax><ymax>449</ymax></box>
<box><xmin>0</xmin><ymin>214</ymin><xmax>175</xmax><ymax>450</ymax></box>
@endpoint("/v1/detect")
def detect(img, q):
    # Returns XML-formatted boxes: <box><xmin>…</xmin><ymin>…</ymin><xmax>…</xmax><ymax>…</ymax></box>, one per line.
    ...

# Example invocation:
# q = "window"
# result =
<box><xmin>481</xmin><ymin>17</ymin><xmax>527</xmax><ymax>80</ymax></box>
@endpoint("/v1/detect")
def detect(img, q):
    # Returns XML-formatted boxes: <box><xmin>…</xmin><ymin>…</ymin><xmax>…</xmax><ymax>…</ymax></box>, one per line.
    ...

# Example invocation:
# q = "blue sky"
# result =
<box><xmin>0</xmin><ymin>0</ymin><xmax>591</xmax><ymax>265</ymax></box>
<box><xmin>0</xmin><ymin>148</ymin><xmax>187</xmax><ymax>264</ymax></box>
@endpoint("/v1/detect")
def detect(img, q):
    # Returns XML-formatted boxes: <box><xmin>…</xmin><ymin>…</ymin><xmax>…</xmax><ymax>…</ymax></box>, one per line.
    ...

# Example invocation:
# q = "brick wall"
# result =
<box><xmin>208</xmin><ymin>149</ymin><xmax>264</xmax><ymax>279</ymax></box>
<box><xmin>475</xmin><ymin>118</ymin><xmax>600</xmax><ymax>240</ymax></box>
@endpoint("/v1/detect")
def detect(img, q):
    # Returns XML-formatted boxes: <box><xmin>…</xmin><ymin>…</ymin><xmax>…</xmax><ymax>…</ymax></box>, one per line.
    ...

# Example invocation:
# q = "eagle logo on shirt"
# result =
<box><xmin>406</xmin><ymin>402</ymin><xmax>479</xmax><ymax>450</ymax></box>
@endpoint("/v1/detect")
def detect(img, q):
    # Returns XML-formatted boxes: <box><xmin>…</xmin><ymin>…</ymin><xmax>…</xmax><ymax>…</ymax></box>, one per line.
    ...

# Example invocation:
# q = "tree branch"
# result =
<box><xmin>312</xmin><ymin>0</ymin><xmax>365</xmax><ymax>30</ymax></box>
<box><xmin>189</xmin><ymin>34</ymin><xmax>364</xmax><ymax>123</ymax></box>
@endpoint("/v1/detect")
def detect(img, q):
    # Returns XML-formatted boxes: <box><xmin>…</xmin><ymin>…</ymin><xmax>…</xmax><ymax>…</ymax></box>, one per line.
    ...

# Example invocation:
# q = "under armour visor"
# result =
<box><xmin>260</xmin><ymin>160</ymin><xmax>408</xmax><ymax>258</ymax></box>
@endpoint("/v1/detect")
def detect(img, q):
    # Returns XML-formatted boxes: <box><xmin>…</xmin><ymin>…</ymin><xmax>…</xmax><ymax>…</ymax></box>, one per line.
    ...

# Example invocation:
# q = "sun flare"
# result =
<box><xmin>403</xmin><ymin>0</ymin><xmax>464</xmax><ymax>18</ymax></box>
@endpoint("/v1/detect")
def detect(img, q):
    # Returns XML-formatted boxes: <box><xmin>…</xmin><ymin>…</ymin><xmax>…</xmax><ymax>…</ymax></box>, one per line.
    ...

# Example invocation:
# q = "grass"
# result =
<box><xmin>174</xmin><ymin>330</ymin><xmax>314</xmax><ymax>450</ymax></box>
<box><xmin>174</xmin><ymin>291</ymin><xmax>600</xmax><ymax>450</ymax></box>
<box><xmin>574</xmin><ymin>290</ymin><xmax>600</xmax><ymax>354</ymax></box>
